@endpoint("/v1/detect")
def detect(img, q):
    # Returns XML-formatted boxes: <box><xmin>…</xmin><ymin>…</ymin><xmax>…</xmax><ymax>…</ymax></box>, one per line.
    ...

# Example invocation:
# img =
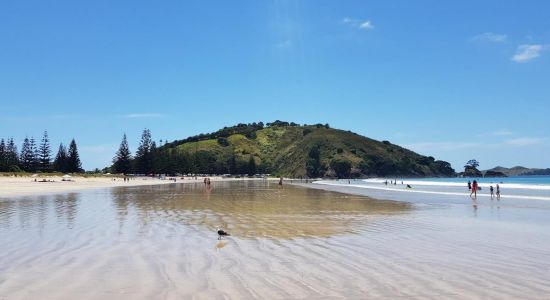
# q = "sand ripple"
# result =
<box><xmin>1</xmin><ymin>181</ymin><xmax>550</xmax><ymax>299</ymax></box>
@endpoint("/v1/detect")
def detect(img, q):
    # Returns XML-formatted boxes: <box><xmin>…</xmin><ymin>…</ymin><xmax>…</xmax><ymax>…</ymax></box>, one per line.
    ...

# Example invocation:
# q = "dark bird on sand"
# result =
<box><xmin>217</xmin><ymin>226</ymin><xmax>230</xmax><ymax>239</ymax></box>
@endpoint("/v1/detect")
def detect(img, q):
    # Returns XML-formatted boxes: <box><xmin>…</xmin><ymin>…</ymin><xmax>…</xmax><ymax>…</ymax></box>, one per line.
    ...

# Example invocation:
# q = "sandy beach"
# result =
<box><xmin>0</xmin><ymin>175</ymin><xmax>230</xmax><ymax>198</ymax></box>
<box><xmin>1</xmin><ymin>180</ymin><xmax>550</xmax><ymax>299</ymax></box>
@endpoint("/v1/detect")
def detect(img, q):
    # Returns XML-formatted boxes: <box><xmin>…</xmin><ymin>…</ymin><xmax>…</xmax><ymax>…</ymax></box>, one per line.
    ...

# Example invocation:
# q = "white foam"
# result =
<box><xmin>362</xmin><ymin>178</ymin><xmax>550</xmax><ymax>191</ymax></box>
<box><xmin>314</xmin><ymin>181</ymin><xmax>550</xmax><ymax>202</ymax></box>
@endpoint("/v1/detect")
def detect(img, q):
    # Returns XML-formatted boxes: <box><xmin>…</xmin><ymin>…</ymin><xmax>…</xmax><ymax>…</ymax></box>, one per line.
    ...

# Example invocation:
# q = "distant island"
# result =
<box><xmin>483</xmin><ymin>166</ymin><xmax>550</xmax><ymax>177</ymax></box>
<box><xmin>109</xmin><ymin>121</ymin><xmax>456</xmax><ymax>178</ymax></box>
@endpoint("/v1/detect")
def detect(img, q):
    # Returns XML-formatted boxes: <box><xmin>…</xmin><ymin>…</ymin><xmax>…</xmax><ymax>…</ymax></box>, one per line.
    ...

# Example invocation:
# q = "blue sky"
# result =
<box><xmin>1</xmin><ymin>0</ymin><xmax>549</xmax><ymax>171</ymax></box>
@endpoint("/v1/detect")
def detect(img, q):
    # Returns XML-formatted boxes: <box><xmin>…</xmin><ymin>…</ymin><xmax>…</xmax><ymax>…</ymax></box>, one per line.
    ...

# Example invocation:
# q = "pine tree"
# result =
<box><xmin>67</xmin><ymin>139</ymin><xmax>82</xmax><ymax>173</ymax></box>
<box><xmin>20</xmin><ymin>137</ymin><xmax>36</xmax><ymax>172</ymax></box>
<box><xmin>135</xmin><ymin>129</ymin><xmax>153</xmax><ymax>174</ymax></box>
<box><xmin>53</xmin><ymin>143</ymin><xmax>68</xmax><ymax>172</ymax></box>
<box><xmin>0</xmin><ymin>139</ymin><xmax>6</xmax><ymax>171</ymax></box>
<box><xmin>6</xmin><ymin>138</ymin><xmax>19</xmax><ymax>169</ymax></box>
<box><xmin>38</xmin><ymin>131</ymin><xmax>52</xmax><ymax>172</ymax></box>
<box><xmin>112</xmin><ymin>134</ymin><xmax>132</xmax><ymax>174</ymax></box>
<box><xmin>29</xmin><ymin>137</ymin><xmax>39</xmax><ymax>172</ymax></box>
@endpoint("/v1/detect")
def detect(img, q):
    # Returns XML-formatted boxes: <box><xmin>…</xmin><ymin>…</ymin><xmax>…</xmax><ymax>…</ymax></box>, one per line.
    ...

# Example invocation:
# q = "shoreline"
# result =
<box><xmin>291</xmin><ymin>180</ymin><xmax>550</xmax><ymax>210</ymax></box>
<box><xmin>0</xmin><ymin>175</ymin><xmax>275</xmax><ymax>198</ymax></box>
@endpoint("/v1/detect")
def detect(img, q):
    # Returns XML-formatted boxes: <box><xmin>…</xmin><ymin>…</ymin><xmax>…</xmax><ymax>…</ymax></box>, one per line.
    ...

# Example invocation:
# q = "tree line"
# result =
<box><xmin>0</xmin><ymin>131</ymin><xmax>82</xmax><ymax>173</ymax></box>
<box><xmin>111</xmin><ymin>129</ymin><xmax>260</xmax><ymax>176</ymax></box>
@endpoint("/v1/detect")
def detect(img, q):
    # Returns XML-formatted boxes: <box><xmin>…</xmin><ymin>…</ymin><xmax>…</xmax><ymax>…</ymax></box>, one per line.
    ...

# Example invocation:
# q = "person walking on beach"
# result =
<box><xmin>490</xmin><ymin>185</ymin><xmax>494</xmax><ymax>199</ymax></box>
<box><xmin>496</xmin><ymin>184</ymin><xmax>500</xmax><ymax>200</ymax></box>
<box><xmin>468</xmin><ymin>180</ymin><xmax>471</xmax><ymax>191</ymax></box>
<box><xmin>470</xmin><ymin>180</ymin><xmax>478</xmax><ymax>199</ymax></box>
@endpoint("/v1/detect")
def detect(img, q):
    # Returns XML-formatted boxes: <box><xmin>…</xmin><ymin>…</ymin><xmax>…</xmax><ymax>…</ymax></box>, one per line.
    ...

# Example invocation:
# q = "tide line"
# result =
<box><xmin>313</xmin><ymin>181</ymin><xmax>550</xmax><ymax>202</ymax></box>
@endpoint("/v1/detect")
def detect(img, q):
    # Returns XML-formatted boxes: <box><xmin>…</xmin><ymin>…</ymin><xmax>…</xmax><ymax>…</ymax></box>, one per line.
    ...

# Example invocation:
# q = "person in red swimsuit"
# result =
<box><xmin>470</xmin><ymin>180</ymin><xmax>478</xmax><ymax>199</ymax></box>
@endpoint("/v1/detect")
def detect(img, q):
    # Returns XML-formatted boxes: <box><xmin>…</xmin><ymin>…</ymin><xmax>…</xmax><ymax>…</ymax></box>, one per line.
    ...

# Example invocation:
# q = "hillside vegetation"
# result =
<box><xmin>153</xmin><ymin>121</ymin><xmax>455</xmax><ymax>178</ymax></box>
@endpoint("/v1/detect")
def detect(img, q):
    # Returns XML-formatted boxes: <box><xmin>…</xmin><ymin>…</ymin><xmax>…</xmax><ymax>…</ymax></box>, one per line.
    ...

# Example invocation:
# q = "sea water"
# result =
<box><xmin>319</xmin><ymin>176</ymin><xmax>550</xmax><ymax>202</ymax></box>
<box><xmin>400</xmin><ymin>175</ymin><xmax>550</xmax><ymax>186</ymax></box>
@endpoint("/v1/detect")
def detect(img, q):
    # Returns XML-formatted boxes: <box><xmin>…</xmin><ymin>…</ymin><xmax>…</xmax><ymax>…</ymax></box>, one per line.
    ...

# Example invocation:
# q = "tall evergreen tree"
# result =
<box><xmin>20</xmin><ymin>137</ymin><xmax>37</xmax><ymax>172</ymax></box>
<box><xmin>38</xmin><ymin>131</ymin><xmax>52</xmax><ymax>172</ymax></box>
<box><xmin>0</xmin><ymin>139</ymin><xmax>6</xmax><ymax>171</ymax></box>
<box><xmin>6</xmin><ymin>138</ymin><xmax>19</xmax><ymax>169</ymax></box>
<box><xmin>135</xmin><ymin>129</ymin><xmax>153</xmax><ymax>174</ymax></box>
<box><xmin>53</xmin><ymin>143</ymin><xmax>68</xmax><ymax>172</ymax></box>
<box><xmin>112</xmin><ymin>134</ymin><xmax>132</xmax><ymax>174</ymax></box>
<box><xmin>29</xmin><ymin>137</ymin><xmax>39</xmax><ymax>172</ymax></box>
<box><xmin>67</xmin><ymin>139</ymin><xmax>82</xmax><ymax>173</ymax></box>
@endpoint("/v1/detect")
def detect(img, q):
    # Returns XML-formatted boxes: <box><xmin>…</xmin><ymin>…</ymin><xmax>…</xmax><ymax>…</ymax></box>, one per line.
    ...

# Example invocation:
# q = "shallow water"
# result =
<box><xmin>1</xmin><ymin>181</ymin><xmax>550</xmax><ymax>299</ymax></box>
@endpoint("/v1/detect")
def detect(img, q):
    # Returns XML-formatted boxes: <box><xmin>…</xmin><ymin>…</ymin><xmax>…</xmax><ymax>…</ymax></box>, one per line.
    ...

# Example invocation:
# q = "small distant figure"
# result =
<box><xmin>279</xmin><ymin>177</ymin><xmax>283</xmax><ymax>185</ymax></box>
<box><xmin>406</xmin><ymin>184</ymin><xmax>412</xmax><ymax>189</ymax></box>
<box><xmin>203</xmin><ymin>178</ymin><xmax>207</xmax><ymax>185</ymax></box>
<box><xmin>385</xmin><ymin>180</ymin><xmax>388</xmax><ymax>186</ymax></box>
<box><xmin>401</xmin><ymin>181</ymin><xmax>403</xmax><ymax>185</ymax></box>
<box><xmin>468</xmin><ymin>180</ymin><xmax>472</xmax><ymax>191</ymax></box>
<box><xmin>470</xmin><ymin>180</ymin><xmax>478</xmax><ymax>199</ymax></box>
<box><xmin>490</xmin><ymin>185</ymin><xmax>494</xmax><ymax>199</ymax></box>
<box><xmin>207</xmin><ymin>178</ymin><xmax>211</xmax><ymax>185</ymax></box>
<box><xmin>394</xmin><ymin>179</ymin><xmax>397</xmax><ymax>185</ymax></box>
<box><xmin>216</xmin><ymin>226</ymin><xmax>230</xmax><ymax>240</ymax></box>
<box><xmin>496</xmin><ymin>184</ymin><xmax>501</xmax><ymax>200</ymax></box>
<box><xmin>348</xmin><ymin>180</ymin><xmax>351</xmax><ymax>184</ymax></box>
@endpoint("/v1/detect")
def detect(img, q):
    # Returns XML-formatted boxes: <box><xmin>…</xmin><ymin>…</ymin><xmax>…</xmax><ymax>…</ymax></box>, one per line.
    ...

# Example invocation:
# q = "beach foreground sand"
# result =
<box><xmin>1</xmin><ymin>180</ymin><xmax>550</xmax><ymax>299</ymax></box>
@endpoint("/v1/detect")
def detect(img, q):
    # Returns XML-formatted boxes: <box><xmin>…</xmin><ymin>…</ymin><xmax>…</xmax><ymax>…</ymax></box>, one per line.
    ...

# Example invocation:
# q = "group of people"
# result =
<box><xmin>468</xmin><ymin>180</ymin><xmax>500</xmax><ymax>200</ymax></box>
<box><xmin>384</xmin><ymin>179</ymin><xmax>400</xmax><ymax>186</ymax></box>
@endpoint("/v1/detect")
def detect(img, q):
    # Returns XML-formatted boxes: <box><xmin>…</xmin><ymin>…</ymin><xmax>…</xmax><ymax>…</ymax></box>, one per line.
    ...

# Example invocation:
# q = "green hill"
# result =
<box><xmin>152</xmin><ymin>121</ymin><xmax>455</xmax><ymax>178</ymax></box>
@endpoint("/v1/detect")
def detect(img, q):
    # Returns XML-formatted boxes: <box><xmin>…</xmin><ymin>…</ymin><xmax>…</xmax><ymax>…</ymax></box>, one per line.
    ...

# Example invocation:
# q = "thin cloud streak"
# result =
<box><xmin>342</xmin><ymin>17</ymin><xmax>374</xmax><ymax>30</ymax></box>
<box><xmin>471</xmin><ymin>32</ymin><xmax>507</xmax><ymax>43</ymax></box>
<box><xmin>492</xmin><ymin>129</ymin><xmax>514</xmax><ymax>136</ymax></box>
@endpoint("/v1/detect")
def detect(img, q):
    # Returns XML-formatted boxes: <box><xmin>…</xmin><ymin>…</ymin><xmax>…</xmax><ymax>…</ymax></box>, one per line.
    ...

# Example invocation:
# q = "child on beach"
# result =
<box><xmin>490</xmin><ymin>185</ymin><xmax>494</xmax><ymax>199</ymax></box>
<box><xmin>470</xmin><ymin>180</ymin><xmax>478</xmax><ymax>199</ymax></box>
<box><xmin>468</xmin><ymin>180</ymin><xmax>471</xmax><ymax>191</ymax></box>
<box><xmin>496</xmin><ymin>184</ymin><xmax>500</xmax><ymax>200</ymax></box>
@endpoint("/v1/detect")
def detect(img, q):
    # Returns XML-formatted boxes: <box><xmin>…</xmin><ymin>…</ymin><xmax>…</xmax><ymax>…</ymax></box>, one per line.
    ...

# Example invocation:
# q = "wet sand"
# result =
<box><xmin>1</xmin><ymin>181</ymin><xmax>550</xmax><ymax>299</ymax></box>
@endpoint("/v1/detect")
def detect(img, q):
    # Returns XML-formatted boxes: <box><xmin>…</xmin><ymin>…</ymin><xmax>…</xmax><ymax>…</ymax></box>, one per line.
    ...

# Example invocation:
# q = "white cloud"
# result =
<box><xmin>359</xmin><ymin>21</ymin><xmax>374</xmax><ymax>30</ymax></box>
<box><xmin>342</xmin><ymin>17</ymin><xmax>374</xmax><ymax>30</ymax></box>
<box><xmin>471</xmin><ymin>32</ymin><xmax>507</xmax><ymax>43</ymax></box>
<box><xmin>121</xmin><ymin>113</ymin><xmax>165</xmax><ymax>119</ymax></box>
<box><xmin>511</xmin><ymin>44</ymin><xmax>544</xmax><ymax>62</ymax></box>
<box><xmin>505</xmin><ymin>137</ymin><xmax>546</xmax><ymax>146</ymax></box>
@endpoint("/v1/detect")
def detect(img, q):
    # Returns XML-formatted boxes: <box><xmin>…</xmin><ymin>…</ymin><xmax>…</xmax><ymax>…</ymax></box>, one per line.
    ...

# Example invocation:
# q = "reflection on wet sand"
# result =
<box><xmin>110</xmin><ymin>181</ymin><xmax>412</xmax><ymax>239</ymax></box>
<box><xmin>3</xmin><ymin>181</ymin><xmax>549</xmax><ymax>299</ymax></box>
<box><xmin>0</xmin><ymin>192</ymin><xmax>80</xmax><ymax>230</ymax></box>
